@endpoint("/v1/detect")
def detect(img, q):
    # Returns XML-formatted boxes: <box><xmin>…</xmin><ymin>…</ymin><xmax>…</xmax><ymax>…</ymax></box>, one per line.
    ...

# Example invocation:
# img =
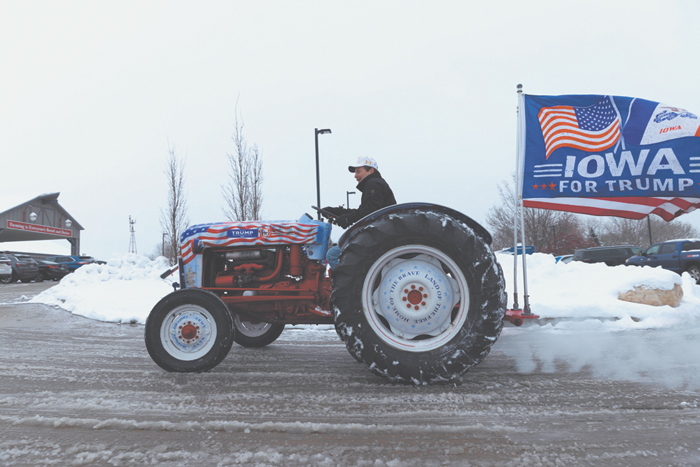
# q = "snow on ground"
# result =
<box><xmin>498</xmin><ymin>252</ymin><xmax>700</xmax><ymax>389</ymax></box>
<box><xmin>498</xmin><ymin>252</ymin><xmax>700</xmax><ymax>324</ymax></box>
<box><xmin>26</xmin><ymin>252</ymin><xmax>700</xmax><ymax>388</ymax></box>
<box><xmin>29</xmin><ymin>254</ymin><xmax>174</xmax><ymax>323</ymax></box>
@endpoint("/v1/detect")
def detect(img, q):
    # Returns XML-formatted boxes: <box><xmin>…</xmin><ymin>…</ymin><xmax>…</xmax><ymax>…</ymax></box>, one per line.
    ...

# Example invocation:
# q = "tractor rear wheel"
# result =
<box><xmin>332</xmin><ymin>209</ymin><xmax>506</xmax><ymax>384</ymax></box>
<box><xmin>145</xmin><ymin>289</ymin><xmax>234</xmax><ymax>372</ymax></box>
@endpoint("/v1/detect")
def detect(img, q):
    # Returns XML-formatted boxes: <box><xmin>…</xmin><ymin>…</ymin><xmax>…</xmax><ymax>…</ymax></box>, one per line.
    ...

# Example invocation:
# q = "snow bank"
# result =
<box><xmin>498</xmin><ymin>252</ymin><xmax>700</xmax><ymax>388</ymax></box>
<box><xmin>30</xmin><ymin>254</ymin><xmax>174</xmax><ymax>324</ymax></box>
<box><xmin>498</xmin><ymin>252</ymin><xmax>700</xmax><ymax>325</ymax></box>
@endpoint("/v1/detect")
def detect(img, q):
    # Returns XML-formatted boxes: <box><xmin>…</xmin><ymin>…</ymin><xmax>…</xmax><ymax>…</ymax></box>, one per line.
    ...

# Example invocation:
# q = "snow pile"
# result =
<box><xmin>498</xmin><ymin>252</ymin><xmax>700</xmax><ymax>325</ymax></box>
<box><xmin>30</xmin><ymin>254</ymin><xmax>174</xmax><ymax>323</ymax></box>
<box><xmin>498</xmin><ymin>252</ymin><xmax>700</xmax><ymax>388</ymax></box>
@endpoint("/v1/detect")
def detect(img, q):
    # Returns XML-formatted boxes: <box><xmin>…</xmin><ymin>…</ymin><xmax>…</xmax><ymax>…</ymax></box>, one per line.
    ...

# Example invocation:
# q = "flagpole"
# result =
<box><xmin>516</xmin><ymin>84</ymin><xmax>532</xmax><ymax>315</ymax></box>
<box><xmin>511</xmin><ymin>84</ymin><xmax>522</xmax><ymax>311</ymax></box>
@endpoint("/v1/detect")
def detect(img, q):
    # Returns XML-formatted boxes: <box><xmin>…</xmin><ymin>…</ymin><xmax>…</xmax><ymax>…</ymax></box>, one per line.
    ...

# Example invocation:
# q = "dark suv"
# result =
<box><xmin>573</xmin><ymin>245</ymin><xmax>641</xmax><ymax>266</ymax></box>
<box><xmin>0</xmin><ymin>254</ymin><xmax>12</xmax><ymax>282</ymax></box>
<box><xmin>43</xmin><ymin>255</ymin><xmax>93</xmax><ymax>272</ymax></box>
<box><xmin>3</xmin><ymin>254</ymin><xmax>40</xmax><ymax>282</ymax></box>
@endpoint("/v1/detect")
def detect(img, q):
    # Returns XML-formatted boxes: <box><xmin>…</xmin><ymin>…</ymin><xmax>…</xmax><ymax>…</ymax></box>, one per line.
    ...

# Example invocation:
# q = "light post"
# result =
<box><xmin>346</xmin><ymin>191</ymin><xmax>356</xmax><ymax>209</ymax></box>
<box><xmin>162</xmin><ymin>233</ymin><xmax>167</xmax><ymax>257</ymax></box>
<box><xmin>314</xmin><ymin>128</ymin><xmax>332</xmax><ymax>219</ymax></box>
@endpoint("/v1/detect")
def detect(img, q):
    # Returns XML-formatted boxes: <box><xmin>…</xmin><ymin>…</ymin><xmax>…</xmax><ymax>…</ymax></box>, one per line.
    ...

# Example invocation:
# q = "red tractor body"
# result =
<box><xmin>177</xmin><ymin>215</ymin><xmax>334</xmax><ymax>325</ymax></box>
<box><xmin>146</xmin><ymin>204</ymin><xmax>509</xmax><ymax>384</ymax></box>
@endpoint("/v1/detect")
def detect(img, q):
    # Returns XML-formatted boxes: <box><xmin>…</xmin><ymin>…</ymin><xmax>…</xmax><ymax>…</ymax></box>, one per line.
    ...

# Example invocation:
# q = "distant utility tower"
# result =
<box><xmin>128</xmin><ymin>216</ymin><xmax>137</xmax><ymax>254</ymax></box>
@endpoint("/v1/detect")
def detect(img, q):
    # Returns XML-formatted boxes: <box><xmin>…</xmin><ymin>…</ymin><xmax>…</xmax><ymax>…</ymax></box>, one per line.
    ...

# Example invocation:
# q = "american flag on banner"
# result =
<box><xmin>522</xmin><ymin>196</ymin><xmax>700</xmax><ymax>221</ymax></box>
<box><xmin>520</xmin><ymin>94</ymin><xmax>700</xmax><ymax>221</ymax></box>
<box><xmin>180</xmin><ymin>221</ymin><xmax>318</xmax><ymax>265</ymax></box>
<box><xmin>538</xmin><ymin>96</ymin><xmax>621</xmax><ymax>159</ymax></box>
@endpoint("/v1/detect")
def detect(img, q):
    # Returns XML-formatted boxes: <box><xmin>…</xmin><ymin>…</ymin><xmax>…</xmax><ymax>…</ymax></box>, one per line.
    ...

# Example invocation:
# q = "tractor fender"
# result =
<box><xmin>337</xmin><ymin>202</ymin><xmax>492</xmax><ymax>250</ymax></box>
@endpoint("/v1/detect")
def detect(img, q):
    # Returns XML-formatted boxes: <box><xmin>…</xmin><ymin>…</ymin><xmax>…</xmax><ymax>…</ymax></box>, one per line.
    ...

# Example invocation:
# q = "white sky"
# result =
<box><xmin>3</xmin><ymin>1</ymin><xmax>700</xmax><ymax>259</ymax></box>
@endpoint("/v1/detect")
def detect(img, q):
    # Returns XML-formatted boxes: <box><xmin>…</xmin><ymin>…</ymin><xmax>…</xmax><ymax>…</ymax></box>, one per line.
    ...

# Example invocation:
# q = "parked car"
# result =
<box><xmin>77</xmin><ymin>255</ymin><xmax>106</xmax><ymax>265</ymax></box>
<box><xmin>625</xmin><ymin>239</ymin><xmax>700</xmax><ymax>284</ymax></box>
<box><xmin>555</xmin><ymin>254</ymin><xmax>574</xmax><ymax>264</ymax></box>
<box><xmin>36</xmin><ymin>260</ymin><xmax>70</xmax><ymax>281</ymax></box>
<box><xmin>0</xmin><ymin>254</ymin><xmax>12</xmax><ymax>282</ymax></box>
<box><xmin>3</xmin><ymin>254</ymin><xmax>40</xmax><ymax>283</ymax></box>
<box><xmin>497</xmin><ymin>245</ymin><xmax>536</xmax><ymax>255</ymax></box>
<box><xmin>573</xmin><ymin>245</ymin><xmax>641</xmax><ymax>266</ymax></box>
<box><xmin>43</xmin><ymin>255</ymin><xmax>93</xmax><ymax>272</ymax></box>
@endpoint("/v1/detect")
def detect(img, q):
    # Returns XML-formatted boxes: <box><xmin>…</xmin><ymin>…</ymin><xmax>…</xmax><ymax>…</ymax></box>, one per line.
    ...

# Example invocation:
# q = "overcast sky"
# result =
<box><xmin>2</xmin><ymin>1</ymin><xmax>700</xmax><ymax>259</ymax></box>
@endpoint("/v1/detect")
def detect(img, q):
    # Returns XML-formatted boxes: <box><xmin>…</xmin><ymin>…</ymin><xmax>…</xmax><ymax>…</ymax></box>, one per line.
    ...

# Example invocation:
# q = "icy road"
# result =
<box><xmin>1</xmin><ymin>282</ymin><xmax>699</xmax><ymax>466</ymax></box>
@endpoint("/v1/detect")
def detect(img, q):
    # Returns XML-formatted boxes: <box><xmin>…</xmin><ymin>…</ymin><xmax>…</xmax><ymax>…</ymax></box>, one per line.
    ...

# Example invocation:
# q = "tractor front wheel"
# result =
<box><xmin>145</xmin><ymin>289</ymin><xmax>234</xmax><ymax>372</ymax></box>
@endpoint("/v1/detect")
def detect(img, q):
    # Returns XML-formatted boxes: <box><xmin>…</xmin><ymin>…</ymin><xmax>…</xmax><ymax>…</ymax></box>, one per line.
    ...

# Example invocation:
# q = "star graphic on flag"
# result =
<box><xmin>533</xmin><ymin>184</ymin><xmax>539</xmax><ymax>190</ymax></box>
<box><xmin>540</xmin><ymin>183</ymin><xmax>547</xmax><ymax>190</ymax></box>
<box><xmin>549</xmin><ymin>182</ymin><xmax>556</xmax><ymax>190</ymax></box>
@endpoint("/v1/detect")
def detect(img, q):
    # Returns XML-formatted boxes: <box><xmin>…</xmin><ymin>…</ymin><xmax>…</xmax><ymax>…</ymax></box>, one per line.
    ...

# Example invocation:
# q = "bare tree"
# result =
<box><xmin>487</xmin><ymin>177</ymin><xmax>700</xmax><ymax>254</ymax></box>
<box><xmin>222</xmin><ymin>105</ymin><xmax>264</xmax><ymax>221</ymax></box>
<box><xmin>160</xmin><ymin>143</ymin><xmax>189</xmax><ymax>264</ymax></box>
<box><xmin>486</xmin><ymin>178</ymin><xmax>591</xmax><ymax>255</ymax></box>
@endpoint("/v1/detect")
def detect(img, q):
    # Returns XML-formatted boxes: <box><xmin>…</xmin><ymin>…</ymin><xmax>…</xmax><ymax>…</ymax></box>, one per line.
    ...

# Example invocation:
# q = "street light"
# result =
<box><xmin>315</xmin><ymin>128</ymin><xmax>332</xmax><ymax>220</ymax></box>
<box><xmin>346</xmin><ymin>191</ymin><xmax>356</xmax><ymax>209</ymax></box>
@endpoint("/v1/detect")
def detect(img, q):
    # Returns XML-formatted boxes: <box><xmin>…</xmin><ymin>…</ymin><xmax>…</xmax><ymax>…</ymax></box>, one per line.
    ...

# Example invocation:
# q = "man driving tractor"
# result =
<box><xmin>322</xmin><ymin>156</ymin><xmax>396</xmax><ymax>268</ymax></box>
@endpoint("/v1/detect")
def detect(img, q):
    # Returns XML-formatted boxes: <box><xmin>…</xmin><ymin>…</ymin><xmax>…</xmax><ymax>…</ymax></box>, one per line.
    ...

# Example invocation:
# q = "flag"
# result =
<box><xmin>523</xmin><ymin>196</ymin><xmax>700</xmax><ymax>221</ymax></box>
<box><xmin>180</xmin><ymin>221</ymin><xmax>319</xmax><ymax>265</ymax></box>
<box><xmin>538</xmin><ymin>96</ymin><xmax>621</xmax><ymax>158</ymax></box>
<box><xmin>622</xmin><ymin>98</ymin><xmax>700</xmax><ymax>146</ymax></box>
<box><xmin>520</xmin><ymin>94</ymin><xmax>700</xmax><ymax>220</ymax></box>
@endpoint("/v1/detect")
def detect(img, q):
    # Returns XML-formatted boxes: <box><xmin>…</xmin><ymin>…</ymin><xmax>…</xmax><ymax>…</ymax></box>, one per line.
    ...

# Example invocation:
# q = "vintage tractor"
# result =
<box><xmin>144</xmin><ymin>203</ymin><xmax>507</xmax><ymax>384</ymax></box>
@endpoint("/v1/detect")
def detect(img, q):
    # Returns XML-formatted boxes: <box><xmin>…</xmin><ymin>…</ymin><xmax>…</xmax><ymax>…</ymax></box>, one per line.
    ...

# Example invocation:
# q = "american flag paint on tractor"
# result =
<box><xmin>180</xmin><ymin>221</ymin><xmax>319</xmax><ymax>265</ymax></box>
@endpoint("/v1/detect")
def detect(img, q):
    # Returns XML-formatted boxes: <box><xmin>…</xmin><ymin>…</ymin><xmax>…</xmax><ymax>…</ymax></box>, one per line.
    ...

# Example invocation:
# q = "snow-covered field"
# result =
<box><xmin>28</xmin><ymin>251</ymin><xmax>700</xmax><ymax>390</ymax></box>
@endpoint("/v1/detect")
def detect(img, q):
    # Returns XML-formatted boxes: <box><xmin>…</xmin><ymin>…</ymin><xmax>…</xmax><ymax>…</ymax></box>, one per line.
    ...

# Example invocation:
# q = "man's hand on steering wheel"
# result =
<box><xmin>320</xmin><ymin>206</ymin><xmax>347</xmax><ymax>220</ymax></box>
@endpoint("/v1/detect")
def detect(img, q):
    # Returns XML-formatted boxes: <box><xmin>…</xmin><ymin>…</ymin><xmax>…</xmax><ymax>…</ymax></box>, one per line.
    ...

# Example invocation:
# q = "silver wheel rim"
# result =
<box><xmin>233</xmin><ymin>314</ymin><xmax>273</xmax><ymax>337</ymax></box>
<box><xmin>361</xmin><ymin>245</ymin><xmax>470</xmax><ymax>352</ymax></box>
<box><xmin>160</xmin><ymin>304</ymin><xmax>217</xmax><ymax>361</ymax></box>
<box><xmin>689</xmin><ymin>268</ymin><xmax>700</xmax><ymax>281</ymax></box>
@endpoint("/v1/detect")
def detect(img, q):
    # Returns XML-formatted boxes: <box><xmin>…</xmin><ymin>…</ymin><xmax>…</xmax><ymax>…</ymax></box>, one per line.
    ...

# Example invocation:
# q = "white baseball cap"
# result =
<box><xmin>348</xmin><ymin>156</ymin><xmax>378</xmax><ymax>172</ymax></box>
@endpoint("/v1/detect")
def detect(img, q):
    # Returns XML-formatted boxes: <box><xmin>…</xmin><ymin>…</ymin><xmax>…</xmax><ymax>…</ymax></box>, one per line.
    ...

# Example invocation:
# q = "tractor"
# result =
<box><xmin>144</xmin><ymin>203</ymin><xmax>508</xmax><ymax>384</ymax></box>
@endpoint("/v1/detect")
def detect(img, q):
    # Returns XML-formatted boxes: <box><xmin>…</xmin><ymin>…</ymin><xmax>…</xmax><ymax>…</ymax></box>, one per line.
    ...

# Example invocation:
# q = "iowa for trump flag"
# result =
<box><xmin>519</xmin><ymin>94</ymin><xmax>700</xmax><ymax>221</ymax></box>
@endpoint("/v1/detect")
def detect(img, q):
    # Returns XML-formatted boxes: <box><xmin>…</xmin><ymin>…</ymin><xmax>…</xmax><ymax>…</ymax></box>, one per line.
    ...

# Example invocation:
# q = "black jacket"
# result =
<box><xmin>345</xmin><ymin>170</ymin><xmax>396</xmax><ymax>225</ymax></box>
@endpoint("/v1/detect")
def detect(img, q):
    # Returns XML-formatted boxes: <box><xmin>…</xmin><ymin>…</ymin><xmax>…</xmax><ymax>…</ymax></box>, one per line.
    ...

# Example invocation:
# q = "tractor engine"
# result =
<box><xmin>198</xmin><ymin>245</ymin><xmax>332</xmax><ymax>324</ymax></box>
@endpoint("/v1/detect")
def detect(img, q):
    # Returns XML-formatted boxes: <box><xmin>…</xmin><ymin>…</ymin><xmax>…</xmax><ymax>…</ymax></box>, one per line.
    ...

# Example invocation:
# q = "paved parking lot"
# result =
<box><xmin>0</xmin><ymin>282</ymin><xmax>698</xmax><ymax>466</ymax></box>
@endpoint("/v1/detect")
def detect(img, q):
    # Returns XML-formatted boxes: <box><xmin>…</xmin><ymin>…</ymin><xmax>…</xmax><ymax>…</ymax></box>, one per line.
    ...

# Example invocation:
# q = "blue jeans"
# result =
<box><xmin>326</xmin><ymin>245</ymin><xmax>341</xmax><ymax>270</ymax></box>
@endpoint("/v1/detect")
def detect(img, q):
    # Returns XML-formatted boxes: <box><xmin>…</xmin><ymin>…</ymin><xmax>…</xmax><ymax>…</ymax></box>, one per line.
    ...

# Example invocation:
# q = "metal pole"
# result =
<box><xmin>346</xmin><ymin>191</ymin><xmax>356</xmax><ymax>209</ymax></box>
<box><xmin>314</xmin><ymin>128</ymin><xmax>332</xmax><ymax>220</ymax></box>
<box><xmin>315</xmin><ymin>128</ymin><xmax>321</xmax><ymax>220</ymax></box>
<box><xmin>519</xmin><ymin>197</ymin><xmax>532</xmax><ymax>315</ymax></box>
<box><xmin>516</xmin><ymin>84</ymin><xmax>532</xmax><ymax>315</ymax></box>
<box><xmin>647</xmin><ymin>215</ymin><xmax>653</xmax><ymax>245</ymax></box>
<box><xmin>511</xmin><ymin>84</ymin><xmax>523</xmax><ymax>311</ymax></box>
